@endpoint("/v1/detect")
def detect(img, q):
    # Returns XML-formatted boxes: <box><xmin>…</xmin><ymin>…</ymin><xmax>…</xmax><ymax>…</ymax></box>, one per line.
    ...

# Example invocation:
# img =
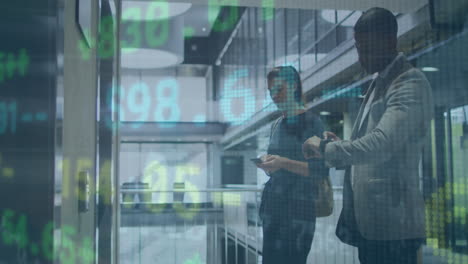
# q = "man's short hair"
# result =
<box><xmin>354</xmin><ymin>7</ymin><xmax>398</xmax><ymax>37</ymax></box>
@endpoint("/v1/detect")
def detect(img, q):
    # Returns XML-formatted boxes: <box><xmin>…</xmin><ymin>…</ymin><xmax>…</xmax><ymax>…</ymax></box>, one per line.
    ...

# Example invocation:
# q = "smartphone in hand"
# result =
<box><xmin>250</xmin><ymin>158</ymin><xmax>263</xmax><ymax>164</ymax></box>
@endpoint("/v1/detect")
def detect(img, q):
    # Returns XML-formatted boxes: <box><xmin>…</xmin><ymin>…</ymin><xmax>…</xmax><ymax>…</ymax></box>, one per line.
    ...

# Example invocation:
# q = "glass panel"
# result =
<box><xmin>285</xmin><ymin>9</ymin><xmax>299</xmax><ymax>68</ymax></box>
<box><xmin>316</xmin><ymin>28</ymin><xmax>337</xmax><ymax>59</ymax></box>
<box><xmin>256</xmin><ymin>8</ymin><xmax>269</xmax><ymax>110</ymax></box>
<box><xmin>300</xmin><ymin>46</ymin><xmax>325</xmax><ymax>72</ymax></box>
<box><xmin>240</xmin><ymin>16</ymin><xmax>248</xmax><ymax>93</ymax></box>
<box><xmin>336</xmin><ymin>10</ymin><xmax>361</xmax><ymax>24</ymax></box>
<box><xmin>336</xmin><ymin>11</ymin><xmax>361</xmax><ymax>45</ymax></box>
<box><xmin>247</xmin><ymin>9</ymin><xmax>256</xmax><ymax>100</ymax></box>
<box><xmin>317</xmin><ymin>9</ymin><xmax>336</xmax><ymax>40</ymax></box>
<box><xmin>274</xmin><ymin>9</ymin><xmax>286</xmax><ymax>66</ymax></box>
<box><xmin>242</xmin><ymin>13</ymin><xmax>249</xmax><ymax>68</ymax></box>
<box><xmin>265</xmin><ymin>10</ymin><xmax>275</xmax><ymax>68</ymax></box>
<box><xmin>449</xmin><ymin>106</ymin><xmax>468</xmax><ymax>252</ymax></box>
<box><xmin>300</xmin><ymin>9</ymin><xmax>316</xmax><ymax>58</ymax></box>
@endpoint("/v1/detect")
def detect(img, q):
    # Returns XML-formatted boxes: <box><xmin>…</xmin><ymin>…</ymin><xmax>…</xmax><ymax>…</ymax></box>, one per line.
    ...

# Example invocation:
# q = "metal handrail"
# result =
<box><xmin>120</xmin><ymin>186</ymin><xmax>344</xmax><ymax>194</ymax></box>
<box><xmin>120</xmin><ymin>188</ymin><xmax>263</xmax><ymax>194</ymax></box>
<box><xmin>298</xmin><ymin>10</ymin><xmax>358</xmax><ymax>59</ymax></box>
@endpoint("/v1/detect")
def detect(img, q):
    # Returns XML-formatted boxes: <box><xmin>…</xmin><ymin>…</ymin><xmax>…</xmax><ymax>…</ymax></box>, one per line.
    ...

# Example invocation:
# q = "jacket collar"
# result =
<box><xmin>350</xmin><ymin>53</ymin><xmax>410</xmax><ymax>139</ymax></box>
<box><xmin>374</xmin><ymin>52</ymin><xmax>408</xmax><ymax>91</ymax></box>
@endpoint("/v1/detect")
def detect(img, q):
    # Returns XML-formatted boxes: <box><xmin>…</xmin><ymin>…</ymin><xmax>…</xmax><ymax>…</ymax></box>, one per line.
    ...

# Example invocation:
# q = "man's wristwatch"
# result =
<box><xmin>319</xmin><ymin>138</ymin><xmax>332</xmax><ymax>155</ymax></box>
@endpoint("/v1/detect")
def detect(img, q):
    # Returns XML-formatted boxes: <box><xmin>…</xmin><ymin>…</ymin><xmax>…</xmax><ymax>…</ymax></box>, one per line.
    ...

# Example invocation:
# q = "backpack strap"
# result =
<box><xmin>269</xmin><ymin>116</ymin><xmax>283</xmax><ymax>140</ymax></box>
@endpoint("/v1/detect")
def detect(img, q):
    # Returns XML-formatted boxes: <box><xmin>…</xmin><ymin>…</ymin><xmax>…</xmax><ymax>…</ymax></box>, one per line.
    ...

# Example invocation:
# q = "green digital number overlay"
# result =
<box><xmin>173</xmin><ymin>165</ymin><xmax>201</xmax><ymax>220</ymax></box>
<box><xmin>1</xmin><ymin>209</ymin><xmax>27</xmax><ymax>248</ymax></box>
<box><xmin>98</xmin><ymin>15</ymin><xmax>115</xmax><ymax>59</ymax></box>
<box><xmin>79</xmin><ymin>2</ymin><xmax>170</xmax><ymax>60</ymax></box>
<box><xmin>79</xmin><ymin>15</ymin><xmax>116</xmax><ymax>60</ymax></box>
<box><xmin>139</xmin><ymin>161</ymin><xmax>202</xmax><ymax>219</ymax></box>
<box><xmin>120</xmin><ymin>7</ymin><xmax>141</xmax><ymax>53</ymax></box>
<box><xmin>425</xmin><ymin>181</ymin><xmax>468</xmax><ymax>263</ymax></box>
<box><xmin>208</xmin><ymin>0</ymin><xmax>275</xmax><ymax>33</ymax></box>
<box><xmin>0</xmin><ymin>49</ymin><xmax>29</xmax><ymax>83</ymax></box>
<box><xmin>41</xmin><ymin>222</ymin><xmax>54</xmax><ymax>261</ymax></box>
<box><xmin>145</xmin><ymin>2</ymin><xmax>169</xmax><ymax>48</ymax></box>
<box><xmin>78</xmin><ymin>28</ymin><xmax>93</xmax><ymax>60</ymax></box>
<box><xmin>80</xmin><ymin>237</ymin><xmax>94</xmax><ymax>264</ymax></box>
<box><xmin>142</xmin><ymin>160</ymin><xmax>168</xmax><ymax>213</ymax></box>
<box><xmin>120</xmin><ymin>2</ymin><xmax>169</xmax><ymax>52</ymax></box>
<box><xmin>77</xmin><ymin>0</ymin><xmax>279</xmax><ymax>60</ymax></box>
<box><xmin>59</xmin><ymin>226</ymin><xmax>76</xmax><ymax>264</ymax></box>
<box><xmin>0</xmin><ymin>153</ymin><xmax>15</xmax><ymax>179</ymax></box>
<box><xmin>261</xmin><ymin>0</ymin><xmax>275</xmax><ymax>20</ymax></box>
<box><xmin>208</xmin><ymin>0</ymin><xmax>239</xmax><ymax>32</ymax></box>
<box><xmin>0</xmin><ymin>210</ymin><xmax>94</xmax><ymax>263</ymax></box>
<box><xmin>184</xmin><ymin>252</ymin><xmax>204</xmax><ymax>264</ymax></box>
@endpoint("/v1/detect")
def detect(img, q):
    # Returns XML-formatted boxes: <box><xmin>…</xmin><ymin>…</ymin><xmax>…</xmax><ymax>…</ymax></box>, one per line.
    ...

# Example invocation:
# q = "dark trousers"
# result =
<box><xmin>357</xmin><ymin>239</ymin><xmax>422</xmax><ymax>264</ymax></box>
<box><xmin>262</xmin><ymin>215</ymin><xmax>315</xmax><ymax>264</ymax></box>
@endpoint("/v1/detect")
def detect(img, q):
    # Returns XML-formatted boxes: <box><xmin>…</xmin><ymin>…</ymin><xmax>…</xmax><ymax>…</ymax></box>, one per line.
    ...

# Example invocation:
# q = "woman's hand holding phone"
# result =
<box><xmin>257</xmin><ymin>155</ymin><xmax>286</xmax><ymax>175</ymax></box>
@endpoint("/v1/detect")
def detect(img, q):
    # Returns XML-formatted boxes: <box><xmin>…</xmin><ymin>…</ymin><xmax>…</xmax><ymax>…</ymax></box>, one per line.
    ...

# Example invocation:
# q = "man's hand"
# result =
<box><xmin>302</xmin><ymin>136</ymin><xmax>322</xmax><ymax>159</ymax></box>
<box><xmin>257</xmin><ymin>155</ymin><xmax>286</xmax><ymax>174</ymax></box>
<box><xmin>303</xmin><ymin>132</ymin><xmax>342</xmax><ymax>159</ymax></box>
<box><xmin>324</xmin><ymin>131</ymin><xmax>341</xmax><ymax>141</ymax></box>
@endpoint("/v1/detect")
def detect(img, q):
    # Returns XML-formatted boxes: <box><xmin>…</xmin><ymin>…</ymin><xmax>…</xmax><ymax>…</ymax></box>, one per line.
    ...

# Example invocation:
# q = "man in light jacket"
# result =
<box><xmin>303</xmin><ymin>7</ymin><xmax>433</xmax><ymax>264</ymax></box>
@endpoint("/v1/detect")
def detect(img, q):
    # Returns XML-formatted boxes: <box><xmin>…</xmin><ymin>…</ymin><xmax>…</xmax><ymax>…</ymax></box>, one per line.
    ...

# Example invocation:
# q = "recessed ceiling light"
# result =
<box><xmin>121</xmin><ymin>48</ymin><xmax>182</xmax><ymax>69</ymax></box>
<box><xmin>421</xmin><ymin>67</ymin><xmax>439</xmax><ymax>72</ymax></box>
<box><xmin>202</xmin><ymin>27</ymin><xmax>206</xmax><ymax>32</ymax></box>
<box><xmin>320</xmin><ymin>111</ymin><xmax>331</xmax><ymax>116</ymax></box>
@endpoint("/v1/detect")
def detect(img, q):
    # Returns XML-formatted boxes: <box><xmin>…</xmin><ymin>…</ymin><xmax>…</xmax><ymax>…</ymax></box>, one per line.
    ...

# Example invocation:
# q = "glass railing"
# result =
<box><xmin>119</xmin><ymin>187</ymin><xmax>261</xmax><ymax>264</ymax></box>
<box><xmin>119</xmin><ymin>185</ymin><xmax>460</xmax><ymax>263</ymax></box>
<box><xmin>118</xmin><ymin>186</ymin><xmax>362</xmax><ymax>264</ymax></box>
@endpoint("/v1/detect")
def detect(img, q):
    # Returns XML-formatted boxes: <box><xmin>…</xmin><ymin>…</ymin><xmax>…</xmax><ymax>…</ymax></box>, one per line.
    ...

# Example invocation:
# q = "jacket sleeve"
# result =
<box><xmin>324</xmin><ymin>70</ymin><xmax>431</xmax><ymax>167</ymax></box>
